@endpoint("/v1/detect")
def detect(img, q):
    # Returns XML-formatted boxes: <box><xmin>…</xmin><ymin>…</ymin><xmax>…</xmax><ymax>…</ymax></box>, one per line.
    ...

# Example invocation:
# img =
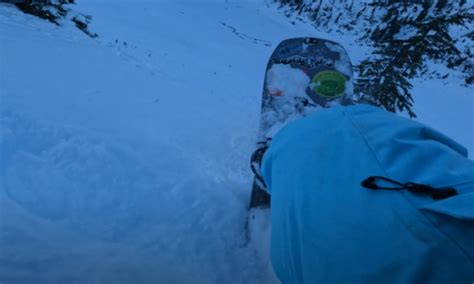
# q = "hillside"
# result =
<box><xmin>0</xmin><ymin>1</ymin><xmax>472</xmax><ymax>283</ymax></box>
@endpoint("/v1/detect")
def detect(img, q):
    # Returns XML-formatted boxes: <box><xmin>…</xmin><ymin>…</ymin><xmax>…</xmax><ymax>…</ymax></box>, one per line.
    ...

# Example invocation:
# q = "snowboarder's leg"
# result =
<box><xmin>261</xmin><ymin>104</ymin><xmax>474</xmax><ymax>283</ymax></box>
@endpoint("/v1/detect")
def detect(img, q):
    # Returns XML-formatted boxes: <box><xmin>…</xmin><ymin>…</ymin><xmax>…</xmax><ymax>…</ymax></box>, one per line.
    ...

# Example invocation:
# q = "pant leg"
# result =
<box><xmin>262</xmin><ymin>104</ymin><xmax>474</xmax><ymax>284</ymax></box>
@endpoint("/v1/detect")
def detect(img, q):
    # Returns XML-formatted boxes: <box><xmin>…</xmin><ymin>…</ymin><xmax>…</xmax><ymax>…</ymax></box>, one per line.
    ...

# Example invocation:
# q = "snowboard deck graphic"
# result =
<box><xmin>249</xmin><ymin>38</ymin><xmax>354</xmax><ymax>211</ymax></box>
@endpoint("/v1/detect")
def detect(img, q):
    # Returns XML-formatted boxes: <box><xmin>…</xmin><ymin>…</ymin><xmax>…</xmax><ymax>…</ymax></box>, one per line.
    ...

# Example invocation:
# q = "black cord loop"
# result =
<box><xmin>361</xmin><ymin>176</ymin><xmax>458</xmax><ymax>200</ymax></box>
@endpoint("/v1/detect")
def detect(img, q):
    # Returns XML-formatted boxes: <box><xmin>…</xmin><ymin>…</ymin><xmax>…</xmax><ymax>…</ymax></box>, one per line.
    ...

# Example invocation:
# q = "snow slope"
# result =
<box><xmin>0</xmin><ymin>0</ymin><xmax>472</xmax><ymax>283</ymax></box>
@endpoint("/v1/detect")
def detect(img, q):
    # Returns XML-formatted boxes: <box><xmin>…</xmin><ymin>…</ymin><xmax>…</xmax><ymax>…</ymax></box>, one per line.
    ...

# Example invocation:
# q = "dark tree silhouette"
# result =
<box><xmin>1</xmin><ymin>0</ymin><xmax>97</xmax><ymax>37</ymax></box>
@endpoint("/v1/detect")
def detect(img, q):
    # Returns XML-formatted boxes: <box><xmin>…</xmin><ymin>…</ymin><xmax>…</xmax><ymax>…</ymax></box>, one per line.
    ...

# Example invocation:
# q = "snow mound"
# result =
<box><xmin>0</xmin><ymin>111</ymin><xmax>268</xmax><ymax>283</ymax></box>
<box><xmin>266</xmin><ymin>64</ymin><xmax>310</xmax><ymax>98</ymax></box>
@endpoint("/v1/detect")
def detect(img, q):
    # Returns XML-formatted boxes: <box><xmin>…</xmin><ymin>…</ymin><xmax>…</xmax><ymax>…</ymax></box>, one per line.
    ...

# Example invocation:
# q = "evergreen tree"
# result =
<box><xmin>14</xmin><ymin>0</ymin><xmax>74</xmax><ymax>24</ymax></box>
<box><xmin>355</xmin><ymin>1</ymin><xmax>473</xmax><ymax>117</ymax></box>
<box><xmin>2</xmin><ymin>0</ymin><xmax>97</xmax><ymax>37</ymax></box>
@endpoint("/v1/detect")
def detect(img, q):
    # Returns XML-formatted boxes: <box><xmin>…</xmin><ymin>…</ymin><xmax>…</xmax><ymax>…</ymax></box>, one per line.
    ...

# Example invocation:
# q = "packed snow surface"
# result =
<box><xmin>0</xmin><ymin>0</ymin><xmax>472</xmax><ymax>283</ymax></box>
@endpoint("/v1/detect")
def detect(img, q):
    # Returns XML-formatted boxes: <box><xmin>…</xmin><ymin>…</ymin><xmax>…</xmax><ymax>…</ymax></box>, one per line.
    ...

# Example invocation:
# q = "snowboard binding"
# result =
<box><xmin>249</xmin><ymin>139</ymin><xmax>271</xmax><ymax>208</ymax></box>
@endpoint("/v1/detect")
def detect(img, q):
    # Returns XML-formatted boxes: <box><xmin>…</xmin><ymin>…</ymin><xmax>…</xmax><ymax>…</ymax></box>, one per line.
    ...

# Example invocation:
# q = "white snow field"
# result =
<box><xmin>0</xmin><ymin>1</ymin><xmax>472</xmax><ymax>283</ymax></box>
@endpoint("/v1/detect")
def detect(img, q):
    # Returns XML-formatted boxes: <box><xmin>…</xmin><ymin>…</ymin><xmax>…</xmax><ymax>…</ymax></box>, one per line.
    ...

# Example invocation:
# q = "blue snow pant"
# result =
<box><xmin>262</xmin><ymin>104</ymin><xmax>474</xmax><ymax>284</ymax></box>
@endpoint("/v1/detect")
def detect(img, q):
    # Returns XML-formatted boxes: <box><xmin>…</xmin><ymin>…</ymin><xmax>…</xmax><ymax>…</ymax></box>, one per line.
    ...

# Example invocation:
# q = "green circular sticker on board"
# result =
<box><xmin>311</xmin><ymin>71</ymin><xmax>347</xmax><ymax>98</ymax></box>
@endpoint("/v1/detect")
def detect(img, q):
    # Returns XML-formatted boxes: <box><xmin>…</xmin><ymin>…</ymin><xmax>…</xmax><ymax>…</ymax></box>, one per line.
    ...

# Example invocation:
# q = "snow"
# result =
<box><xmin>325</xmin><ymin>41</ymin><xmax>352</xmax><ymax>78</ymax></box>
<box><xmin>266</xmin><ymin>64</ymin><xmax>310</xmax><ymax>98</ymax></box>
<box><xmin>0</xmin><ymin>0</ymin><xmax>472</xmax><ymax>283</ymax></box>
<box><xmin>262</xmin><ymin>64</ymin><xmax>322</xmax><ymax>139</ymax></box>
<box><xmin>393</xmin><ymin>25</ymin><xmax>419</xmax><ymax>40</ymax></box>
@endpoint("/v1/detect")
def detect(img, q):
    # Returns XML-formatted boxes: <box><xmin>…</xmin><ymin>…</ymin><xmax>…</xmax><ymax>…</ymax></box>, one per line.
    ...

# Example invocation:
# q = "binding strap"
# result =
<box><xmin>250</xmin><ymin>139</ymin><xmax>271</xmax><ymax>188</ymax></box>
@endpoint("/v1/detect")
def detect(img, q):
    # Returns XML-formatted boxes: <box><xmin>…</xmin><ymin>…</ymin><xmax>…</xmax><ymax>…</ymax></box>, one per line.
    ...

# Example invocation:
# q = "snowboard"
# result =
<box><xmin>247</xmin><ymin>38</ymin><xmax>353</xmax><ymax>243</ymax></box>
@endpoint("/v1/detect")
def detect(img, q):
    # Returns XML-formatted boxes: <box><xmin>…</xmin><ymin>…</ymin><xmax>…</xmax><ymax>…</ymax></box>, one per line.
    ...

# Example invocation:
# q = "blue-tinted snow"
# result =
<box><xmin>0</xmin><ymin>0</ymin><xmax>472</xmax><ymax>283</ymax></box>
